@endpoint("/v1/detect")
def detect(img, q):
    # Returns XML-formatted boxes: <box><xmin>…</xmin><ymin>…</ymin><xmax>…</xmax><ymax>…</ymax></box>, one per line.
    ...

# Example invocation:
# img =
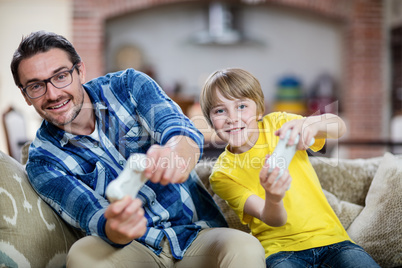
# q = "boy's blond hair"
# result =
<box><xmin>200</xmin><ymin>68</ymin><xmax>265</xmax><ymax>126</ymax></box>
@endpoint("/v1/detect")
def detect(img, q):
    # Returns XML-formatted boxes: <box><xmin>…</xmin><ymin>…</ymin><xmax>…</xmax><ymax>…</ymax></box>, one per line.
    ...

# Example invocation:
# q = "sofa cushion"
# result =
<box><xmin>195</xmin><ymin>160</ymin><xmax>250</xmax><ymax>233</ymax></box>
<box><xmin>0</xmin><ymin>150</ymin><xmax>83</xmax><ymax>268</ymax></box>
<box><xmin>310</xmin><ymin>156</ymin><xmax>382</xmax><ymax>206</ymax></box>
<box><xmin>322</xmin><ymin>189</ymin><xmax>363</xmax><ymax>230</ymax></box>
<box><xmin>347</xmin><ymin>152</ymin><xmax>402</xmax><ymax>268</ymax></box>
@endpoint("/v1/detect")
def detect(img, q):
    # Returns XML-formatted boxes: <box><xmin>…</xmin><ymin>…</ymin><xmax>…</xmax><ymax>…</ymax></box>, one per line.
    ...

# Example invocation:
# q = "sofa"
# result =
<box><xmin>0</xmin><ymin>147</ymin><xmax>401</xmax><ymax>267</ymax></box>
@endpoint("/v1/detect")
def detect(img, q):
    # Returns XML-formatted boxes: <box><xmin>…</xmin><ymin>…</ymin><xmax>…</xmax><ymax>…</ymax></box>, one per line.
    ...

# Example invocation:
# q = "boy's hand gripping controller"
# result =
<box><xmin>106</xmin><ymin>153</ymin><xmax>148</xmax><ymax>202</ymax></box>
<box><xmin>266</xmin><ymin>130</ymin><xmax>315</xmax><ymax>181</ymax></box>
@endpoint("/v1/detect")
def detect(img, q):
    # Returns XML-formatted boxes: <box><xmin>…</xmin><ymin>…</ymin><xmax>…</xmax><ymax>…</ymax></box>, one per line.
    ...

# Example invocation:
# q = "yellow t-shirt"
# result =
<box><xmin>210</xmin><ymin>112</ymin><xmax>351</xmax><ymax>258</ymax></box>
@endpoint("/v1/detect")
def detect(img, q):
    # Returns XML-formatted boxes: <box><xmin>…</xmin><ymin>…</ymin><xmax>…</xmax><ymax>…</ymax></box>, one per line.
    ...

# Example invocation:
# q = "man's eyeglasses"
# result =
<box><xmin>21</xmin><ymin>64</ymin><xmax>78</xmax><ymax>99</ymax></box>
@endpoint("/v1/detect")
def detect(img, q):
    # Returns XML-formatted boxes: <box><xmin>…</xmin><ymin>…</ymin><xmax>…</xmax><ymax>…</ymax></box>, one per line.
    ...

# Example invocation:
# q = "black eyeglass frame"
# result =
<box><xmin>21</xmin><ymin>64</ymin><xmax>79</xmax><ymax>99</ymax></box>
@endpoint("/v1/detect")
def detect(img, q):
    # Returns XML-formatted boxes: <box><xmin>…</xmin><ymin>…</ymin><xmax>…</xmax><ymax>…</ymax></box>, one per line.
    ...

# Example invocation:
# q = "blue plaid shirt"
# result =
<box><xmin>26</xmin><ymin>69</ymin><xmax>227</xmax><ymax>259</ymax></box>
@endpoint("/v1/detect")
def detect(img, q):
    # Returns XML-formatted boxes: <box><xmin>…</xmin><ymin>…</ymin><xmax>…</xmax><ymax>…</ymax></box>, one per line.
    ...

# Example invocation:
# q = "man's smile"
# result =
<box><xmin>47</xmin><ymin>99</ymin><xmax>70</xmax><ymax>110</ymax></box>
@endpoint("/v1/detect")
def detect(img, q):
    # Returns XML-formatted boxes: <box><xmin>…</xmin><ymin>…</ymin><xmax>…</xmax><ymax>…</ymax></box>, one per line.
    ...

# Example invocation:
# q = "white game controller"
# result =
<box><xmin>106</xmin><ymin>153</ymin><xmax>149</xmax><ymax>202</ymax></box>
<box><xmin>266</xmin><ymin>130</ymin><xmax>315</xmax><ymax>181</ymax></box>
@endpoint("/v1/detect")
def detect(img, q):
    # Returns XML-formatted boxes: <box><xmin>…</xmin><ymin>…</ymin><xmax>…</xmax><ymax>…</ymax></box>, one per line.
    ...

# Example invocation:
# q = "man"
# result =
<box><xmin>11</xmin><ymin>31</ymin><xmax>265</xmax><ymax>267</ymax></box>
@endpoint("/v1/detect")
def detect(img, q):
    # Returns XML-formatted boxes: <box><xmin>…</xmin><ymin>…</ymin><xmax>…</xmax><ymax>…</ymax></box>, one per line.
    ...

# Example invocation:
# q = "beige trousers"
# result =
<box><xmin>66</xmin><ymin>228</ymin><xmax>265</xmax><ymax>268</ymax></box>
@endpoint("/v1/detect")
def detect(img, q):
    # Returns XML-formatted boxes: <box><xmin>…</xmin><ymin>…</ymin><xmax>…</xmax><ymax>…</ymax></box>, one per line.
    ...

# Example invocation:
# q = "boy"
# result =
<box><xmin>200</xmin><ymin>68</ymin><xmax>379</xmax><ymax>267</ymax></box>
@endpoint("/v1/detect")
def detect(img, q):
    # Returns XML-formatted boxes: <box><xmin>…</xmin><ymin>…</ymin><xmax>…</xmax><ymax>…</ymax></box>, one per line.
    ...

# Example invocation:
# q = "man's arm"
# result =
<box><xmin>102</xmin><ymin>70</ymin><xmax>204</xmax><ymax>244</ymax></box>
<box><xmin>104</xmin><ymin>196</ymin><xmax>147</xmax><ymax>245</ymax></box>
<box><xmin>103</xmin><ymin>135</ymin><xmax>201</xmax><ymax>244</ymax></box>
<box><xmin>145</xmin><ymin>135</ymin><xmax>200</xmax><ymax>185</ymax></box>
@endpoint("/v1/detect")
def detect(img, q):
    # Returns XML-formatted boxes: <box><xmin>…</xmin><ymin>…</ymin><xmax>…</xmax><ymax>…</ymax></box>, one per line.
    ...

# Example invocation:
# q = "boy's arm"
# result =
<box><xmin>276</xmin><ymin>113</ymin><xmax>346</xmax><ymax>150</ymax></box>
<box><xmin>304</xmin><ymin>113</ymin><xmax>346</xmax><ymax>139</ymax></box>
<box><xmin>244</xmin><ymin>195</ymin><xmax>287</xmax><ymax>227</ymax></box>
<box><xmin>244</xmin><ymin>164</ymin><xmax>290</xmax><ymax>227</ymax></box>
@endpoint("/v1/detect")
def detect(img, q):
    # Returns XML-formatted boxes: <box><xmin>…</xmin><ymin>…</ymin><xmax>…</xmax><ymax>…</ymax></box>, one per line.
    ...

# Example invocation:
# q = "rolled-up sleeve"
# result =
<box><xmin>123</xmin><ymin>70</ymin><xmax>204</xmax><ymax>157</ymax></box>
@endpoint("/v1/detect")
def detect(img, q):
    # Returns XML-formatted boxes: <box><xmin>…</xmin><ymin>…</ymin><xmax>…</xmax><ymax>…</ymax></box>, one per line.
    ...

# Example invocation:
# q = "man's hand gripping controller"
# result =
<box><xmin>106</xmin><ymin>154</ymin><xmax>148</xmax><ymax>202</ymax></box>
<box><xmin>266</xmin><ymin>130</ymin><xmax>315</xmax><ymax>181</ymax></box>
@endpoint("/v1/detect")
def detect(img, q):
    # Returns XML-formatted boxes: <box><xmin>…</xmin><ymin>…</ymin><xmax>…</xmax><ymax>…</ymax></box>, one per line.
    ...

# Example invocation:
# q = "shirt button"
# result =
<box><xmin>94</xmin><ymin>144</ymin><xmax>98</xmax><ymax>148</ymax></box>
<box><xmin>151</xmin><ymin>201</ymin><xmax>155</xmax><ymax>206</ymax></box>
<box><xmin>119</xmin><ymin>160</ymin><xmax>124</xmax><ymax>165</ymax></box>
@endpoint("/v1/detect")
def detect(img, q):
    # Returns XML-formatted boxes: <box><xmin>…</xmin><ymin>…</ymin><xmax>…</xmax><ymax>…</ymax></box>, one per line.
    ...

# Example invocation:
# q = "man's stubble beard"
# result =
<box><xmin>44</xmin><ymin>87</ymin><xmax>85</xmax><ymax>128</ymax></box>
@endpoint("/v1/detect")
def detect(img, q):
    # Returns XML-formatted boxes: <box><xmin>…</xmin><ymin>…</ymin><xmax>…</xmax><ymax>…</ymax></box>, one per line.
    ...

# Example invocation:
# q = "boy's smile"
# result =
<box><xmin>210</xmin><ymin>90</ymin><xmax>261</xmax><ymax>154</ymax></box>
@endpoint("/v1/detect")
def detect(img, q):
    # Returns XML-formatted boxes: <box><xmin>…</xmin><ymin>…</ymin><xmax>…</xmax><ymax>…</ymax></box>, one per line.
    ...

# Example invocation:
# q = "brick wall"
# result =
<box><xmin>343</xmin><ymin>0</ymin><xmax>384</xmax><ymax>158</ymax></box>
<box><xmin>72</xmin><ymin>0</ymin><xmax>385</xmax><ymax>159</ymax></box>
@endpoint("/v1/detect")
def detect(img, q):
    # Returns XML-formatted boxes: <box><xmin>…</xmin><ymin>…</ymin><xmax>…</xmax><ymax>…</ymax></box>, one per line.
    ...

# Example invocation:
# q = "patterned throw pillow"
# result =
<box><xmin>0</xmin><ymin>150</ymin><xmax>83</xmax><ymax>268</ymax></box>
